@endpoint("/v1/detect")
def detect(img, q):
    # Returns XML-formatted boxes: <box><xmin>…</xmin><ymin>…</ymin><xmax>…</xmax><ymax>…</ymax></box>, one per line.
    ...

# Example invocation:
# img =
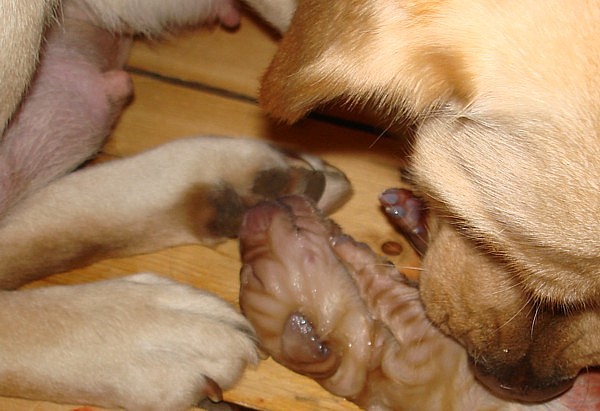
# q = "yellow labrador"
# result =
<box><xmin>259</xmin><ymin>0</ymin><xmax>600</xmax><ymax>402</ymax></box>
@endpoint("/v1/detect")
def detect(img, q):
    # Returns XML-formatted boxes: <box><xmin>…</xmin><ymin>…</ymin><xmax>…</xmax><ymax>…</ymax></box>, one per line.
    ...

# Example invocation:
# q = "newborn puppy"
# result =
<box><xmin>259</xmin><ymin>0</ymin><xmax>600</xmax><ymax>403</ymax></box>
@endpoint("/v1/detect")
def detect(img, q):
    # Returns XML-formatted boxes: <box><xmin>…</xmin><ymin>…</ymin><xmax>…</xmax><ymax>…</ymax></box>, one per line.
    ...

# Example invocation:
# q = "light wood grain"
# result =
<box><xmin>3</xmin><ymin>14</ymin><xmax>417</xmax><ymax>411</ymax></box>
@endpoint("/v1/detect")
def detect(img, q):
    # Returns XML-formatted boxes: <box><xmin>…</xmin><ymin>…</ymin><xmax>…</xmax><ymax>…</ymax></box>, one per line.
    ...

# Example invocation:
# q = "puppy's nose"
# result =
<box><xmin>469</xmin><ymin>358</ymin><xmax>576</xmax><ymax>402</ymax></box>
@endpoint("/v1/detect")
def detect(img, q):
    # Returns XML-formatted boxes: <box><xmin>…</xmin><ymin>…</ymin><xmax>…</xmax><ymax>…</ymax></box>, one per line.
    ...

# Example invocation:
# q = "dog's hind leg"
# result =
<box><xmin>0</xmin><ymin>136</ymin><xmax>351</xmax><ymax>289</ymax></box>
<box><xmin>69</xmin><ymin>0</ymin><xmax>297</xmax><ymax>34</ymax></box>
<box><xmin>0</xmin><ymin>0</ymin><xmax>258</xmax><ymax>219</ymax></box>
<box><xmin>0</xmin><ymin>0</ymin><xmax>298</xmax><ymax>218</ymax></box>
<box><xmin>0</xmin><ymin>16</ymin><xmax>133</xmax><ymax>217</ymax></box>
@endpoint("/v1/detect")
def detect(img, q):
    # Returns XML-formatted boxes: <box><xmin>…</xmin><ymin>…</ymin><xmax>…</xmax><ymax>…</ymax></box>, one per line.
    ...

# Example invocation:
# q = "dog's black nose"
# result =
<box><xmin>469</xmin><ymin>358</ymin><xmax>576</xmax><ymax>403</ymax></box>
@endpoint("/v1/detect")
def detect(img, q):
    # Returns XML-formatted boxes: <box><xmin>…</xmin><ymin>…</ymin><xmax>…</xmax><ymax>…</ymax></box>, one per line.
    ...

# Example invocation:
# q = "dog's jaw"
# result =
<box><xmin>418</xmin><ymin>213</ymin><xmax>600</xmax><ymax>402</ymax></box>
<box><xmin>469</xmin><ymin>358</ymin><xmax>575</xmax><ymax>403</ymax></box>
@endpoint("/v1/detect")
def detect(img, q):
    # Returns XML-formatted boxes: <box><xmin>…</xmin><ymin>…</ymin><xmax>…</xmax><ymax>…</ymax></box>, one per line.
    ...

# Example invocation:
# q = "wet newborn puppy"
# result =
<box><xmin>259</xmin><ymin>0</ymin><xmax>600</xmax><ymax>403</ymax></box>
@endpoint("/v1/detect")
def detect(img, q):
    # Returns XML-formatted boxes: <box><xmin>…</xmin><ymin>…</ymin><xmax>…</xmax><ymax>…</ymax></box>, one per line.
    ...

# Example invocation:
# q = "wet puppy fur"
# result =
<box><xmin>259</xmin><ymin>0</ymin><xmax>600</xmax><ymax>403</ymax></box>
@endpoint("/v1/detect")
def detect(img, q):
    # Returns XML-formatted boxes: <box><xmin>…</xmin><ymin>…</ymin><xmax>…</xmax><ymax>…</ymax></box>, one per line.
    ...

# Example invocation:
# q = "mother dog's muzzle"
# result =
<box><xmin>469</xmin><ymin>358</ymin><xmax>575</xmax><ymax>402</ymax></box>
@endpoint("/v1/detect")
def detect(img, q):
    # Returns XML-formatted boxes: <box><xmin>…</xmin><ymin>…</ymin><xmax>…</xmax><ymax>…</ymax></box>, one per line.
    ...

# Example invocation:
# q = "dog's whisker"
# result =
<box><xmin>497</xmin><ymin>299</ymin><xmax>531</xmax><ymax>331</ymax></box>
<box><xmin>489</xmin><ymin>280</ymin><xmax>520</xmax><ymax>296</ymax></box>
<box><xmin>368</xmin><ymin>122</ymin><xmax>394</xmax><ymax>149</ymax></box>
<box><xmin>488</xmin><ymin>273</ymin><xmax>526</xmax><ymax>297</ymax></box>
<box><xmin>530</xmin><ymin>301</ymin><xmax>542</xmax><ymax>338</ymax></box>
<box><xmin>395</xmin><ymin>265</ymin><xmax>424</xmax><ymax>271</ymax></box>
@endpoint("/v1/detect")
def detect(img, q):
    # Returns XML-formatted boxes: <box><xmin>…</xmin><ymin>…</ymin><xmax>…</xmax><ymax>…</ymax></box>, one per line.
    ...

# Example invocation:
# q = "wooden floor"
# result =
<box><xmin>1</xmin><ymin>13</ymin><xmax>420</xmax><ymax>411</ymax></box>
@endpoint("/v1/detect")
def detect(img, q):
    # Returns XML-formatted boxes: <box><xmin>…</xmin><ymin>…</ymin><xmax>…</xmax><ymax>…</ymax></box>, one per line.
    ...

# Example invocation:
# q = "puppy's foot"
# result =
<box><xmin>379</xmin><ymin>188</ymin><xmax>428</xmax><ymax>255</ymax></box>
<box><xmin>0</xmin><ymin>274</ymin><xmax>258</xmax><ymax>410</ymax></box>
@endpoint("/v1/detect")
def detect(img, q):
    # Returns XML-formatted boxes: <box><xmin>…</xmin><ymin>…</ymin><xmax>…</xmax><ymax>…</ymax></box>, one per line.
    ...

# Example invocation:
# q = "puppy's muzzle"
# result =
<box><xmin>469</xmin><ymin>358</ymin><xmax>575</xmax><ymax>403</ymax></box>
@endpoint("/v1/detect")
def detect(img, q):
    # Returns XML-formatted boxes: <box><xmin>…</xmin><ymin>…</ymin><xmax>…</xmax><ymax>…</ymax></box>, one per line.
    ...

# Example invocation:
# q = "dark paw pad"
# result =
<box><xmin>251</xmin><ymin>166</ymin><xmax>326</xmax><ymax>204</ymax></box>
<box><xmin>181</xmin><ymin>183</ymin><xmax>245</xmax><ymax>239</ymax></box>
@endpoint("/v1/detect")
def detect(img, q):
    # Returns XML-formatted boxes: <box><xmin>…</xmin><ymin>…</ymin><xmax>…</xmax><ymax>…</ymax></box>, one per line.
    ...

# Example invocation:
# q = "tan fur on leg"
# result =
<box><xmin>0</xmin><ymin>136</ymin><xmax>350</xmax><ymax>289</ymax></box>
<box><xmin>0</xmin><ymin>273</ymin><xmax>259</xmax><ymax>410</ymax></box>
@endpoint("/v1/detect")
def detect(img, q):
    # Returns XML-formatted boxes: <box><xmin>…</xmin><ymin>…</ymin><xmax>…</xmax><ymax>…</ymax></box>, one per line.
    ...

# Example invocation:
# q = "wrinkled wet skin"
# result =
<box><xmin>239</xmin><ymin>195</ymin><xmax>599</xmax><ymax>410</ymax></box>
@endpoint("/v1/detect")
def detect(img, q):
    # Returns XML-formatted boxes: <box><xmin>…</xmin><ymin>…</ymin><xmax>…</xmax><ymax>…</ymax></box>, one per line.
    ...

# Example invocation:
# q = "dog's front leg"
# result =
<box><xmin>0</xmin><ymin>136</ymin><xmax>351</xmax><ymax>289</ymax></box>
<box><xmin>0</xmin><ymin>273</ymin><xmax>258</xmax><ymax>410</ymax></box>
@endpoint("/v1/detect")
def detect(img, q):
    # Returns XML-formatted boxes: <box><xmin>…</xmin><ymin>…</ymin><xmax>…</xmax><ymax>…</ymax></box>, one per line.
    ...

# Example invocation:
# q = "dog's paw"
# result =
<box><xmin>0</xmin><ymin>137</ymin><xmax>352</xmax><ymax>287</ymax></box>
<box><xmin>165</xmin><ymin>137</ymin><xmax>352</xmax><ymax>241</ymax></box>
<box><xmin>0</xmin><ymin>274</ymin><xmax>258</xmax><ymax>410</ymax></box>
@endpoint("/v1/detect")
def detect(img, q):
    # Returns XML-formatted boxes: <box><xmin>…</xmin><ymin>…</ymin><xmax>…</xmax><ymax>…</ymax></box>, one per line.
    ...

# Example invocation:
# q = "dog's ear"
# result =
<box><xmin>260</xmin><ymin>0</ymin><xmax>345</xmax><ymax>122</ymax></box>
<box><xmin>259</xmin><ymin>0</ymin><xmax>383</xmax><ymax>123</ymax></box>
<box><xmin>259</xmin><ymin>0</ymin><xmax>462</xmax><ymax>123</ymax></box>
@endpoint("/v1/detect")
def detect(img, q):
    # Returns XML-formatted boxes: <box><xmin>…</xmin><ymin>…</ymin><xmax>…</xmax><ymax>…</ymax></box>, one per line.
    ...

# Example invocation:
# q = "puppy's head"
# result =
<box><xmin>261</xmin><ymin>0</ymin><xmax>600</xmax><ymax>402</ymax></box>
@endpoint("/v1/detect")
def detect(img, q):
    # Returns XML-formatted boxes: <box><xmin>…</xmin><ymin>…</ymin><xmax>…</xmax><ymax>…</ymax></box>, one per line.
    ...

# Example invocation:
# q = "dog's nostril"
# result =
<box><xmin>469</xmin><ymin>358</ymin><xmax>576</xmax><ymax>403</ymax></box>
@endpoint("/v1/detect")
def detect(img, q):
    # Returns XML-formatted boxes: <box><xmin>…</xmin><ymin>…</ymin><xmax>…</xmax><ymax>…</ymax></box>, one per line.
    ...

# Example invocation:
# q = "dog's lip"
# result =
<box><xmin>468</xmin><ymin>358</ymin><xmax>576</xmax><ymax>403</ymax></box>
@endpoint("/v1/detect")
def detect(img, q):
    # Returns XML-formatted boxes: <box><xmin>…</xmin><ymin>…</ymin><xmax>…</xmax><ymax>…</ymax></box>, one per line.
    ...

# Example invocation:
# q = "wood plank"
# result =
<box><xmin>126</xmin><ymin>15</ymin><xmax>278</xmax><ymax>98</ymax></box>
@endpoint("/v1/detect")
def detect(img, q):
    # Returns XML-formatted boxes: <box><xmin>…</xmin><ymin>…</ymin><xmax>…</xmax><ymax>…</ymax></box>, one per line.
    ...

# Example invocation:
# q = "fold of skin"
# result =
<box><xmin>239</xmin><ymin>195</ymin><xmax>599</xmax><ymax>411</ymax></box>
